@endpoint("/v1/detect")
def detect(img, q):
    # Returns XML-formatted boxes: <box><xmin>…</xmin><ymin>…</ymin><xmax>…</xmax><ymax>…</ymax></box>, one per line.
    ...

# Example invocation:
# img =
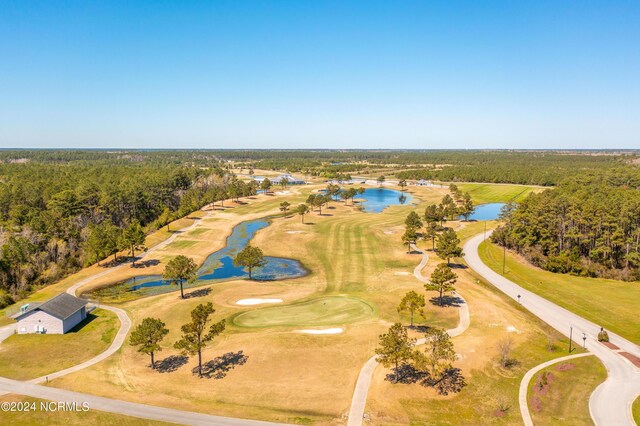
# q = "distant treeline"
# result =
<box><xmin>492</xmin><ymin>169</ymin><xmax>640</xmax><ymax>281</ymax></box>
<box><xmin>214</xmin><ymin>149</ymin><xmax>634</xmax><ymax>186</ymax></box>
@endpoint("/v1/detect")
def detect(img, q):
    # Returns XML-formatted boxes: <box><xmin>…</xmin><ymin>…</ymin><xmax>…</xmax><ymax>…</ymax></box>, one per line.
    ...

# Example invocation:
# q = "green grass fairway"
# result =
<box><xmin>528</xmin><ymin>356</ymin><xmax>606</xmax><ymax>425</ymax></box>
<box><xmin>168</xmin><ymin>239</ymin><xmax>199</xmax><ymax>249</ymax></box>
<box><xmin>0</xmin><ymin>308</ymin><xmax>118</xmax><ymax>380</ymax></box>
<box><xmin>232</xmin><ymin>296</ymin><xmax>375</xmax><ymax>328</ymax></box>
<box><xmin>634</xmin><ymin>397</ymin><xmax>640</xmax><ymax>424</ymax></box>
<box><xmin>479</xmin><ymin>240</ymin><xmax>640</xmax><ymax>344</ymax></box>
<box><xmin>0</xmin><ymin>395</ymin><xmax>171</xmax><ymax>426</ymax></box>
<box><xmin>456</xmin><ymin>183</ymin><xmax>543</xmax><ymax>203</ymax></box>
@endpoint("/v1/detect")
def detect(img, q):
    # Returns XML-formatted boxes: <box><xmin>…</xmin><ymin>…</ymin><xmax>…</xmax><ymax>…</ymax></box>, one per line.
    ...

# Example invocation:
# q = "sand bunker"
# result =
<box><xmin>394</xmin><ymin>271</ymin><xmax>411</xmax><ymax>276</ymax></box>
<box><xmin>298</xmin><ymin>328</ymin><xmax>344</xmax><ymax>335</ymax></box>
<box><xmin>236</xmin><ymin>298</ymin><xmax>283</xmax><ymax>306</ymax></box>
<box><xmin>285</xmin><ymin>231</ymin><xmax>305</xmax><ymax>234</ymax></box>
<box><xmin>506</xmin><ymin>325</ymin><xmax>522</xmax><ymax>334</ymax></box>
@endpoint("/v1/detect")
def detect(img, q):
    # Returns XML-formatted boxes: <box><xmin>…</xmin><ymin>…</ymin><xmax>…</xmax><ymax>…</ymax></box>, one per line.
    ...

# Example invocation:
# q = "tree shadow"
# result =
<box><xmin>407</xmin><ymin>325</ymin><xmax>432</xmax><ymax>333</ymax></box>
<box><xmin>132</xmin><ymin>259</ymin><xmax>160</xmax><ymax>269</ymax></box>
<box><xmin>183</xmin><ymin>288</ymin><xmax>211</xmax><ymax>299</ymax></box>
<box><xmin>303</xmin><ymin>222</ymin><xmax>315</xmax><ymax>225</ymax></box>
<box><xmin>385</xmin><ymin>365</ymin><xmax>466</xmax><ymax>396</ymax></box>
<box><xmin>428</xmin><ymin>295</ymin><xmax>465</xmax><ymax>307</ymax></box>
<box><xmin>449</xmin><ymin>263</ymin><xmax>467</xmax><ymax>270</ymax></box>
<box><xmin>195</xmin><ymin>351</ymin><xmax>249</xmax><ymax>379</ymax></box>
<box><xmin>385</xmin><ymin>363</ymin><xmax>427</xmax><ymax>384</ymax></box>
<box><xmin>156</xmin><ymin>355</ymin><xmax>189</xmax><ymax>373</ymax></box>
<box><xmin>424</xmin><ymin>368</ymin><xmax>466</xmax><ymax>395</ymax></box>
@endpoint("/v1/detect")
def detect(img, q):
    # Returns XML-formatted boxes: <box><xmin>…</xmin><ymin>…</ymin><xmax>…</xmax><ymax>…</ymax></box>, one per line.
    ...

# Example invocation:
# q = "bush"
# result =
<box><xmin>597</xmin><ymin>328</ymin><xmax>610</xmax><ymax>342</ymax></box>
<box><xmin>0</xmin><ymin>293</ymin><xmax>15</xmax><ymax>309</ymax></box>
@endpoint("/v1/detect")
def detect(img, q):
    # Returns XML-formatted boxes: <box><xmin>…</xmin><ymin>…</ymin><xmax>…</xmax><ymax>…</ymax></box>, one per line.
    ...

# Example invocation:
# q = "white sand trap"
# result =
<box><xmin>236</xmin><ymin>298</ymin><xmax>283</xmax><ymax>306</ymax></box>
<box><xmin>275</xmin><ymin>191</ymin><xmax>291</xmax><ymax>195</ymax></box>
<box><xmin>506</xmin><ymin>325</ymin><xmax>522</xmax><ymax>334</ymax></box>
<box><xmin>394</xmin><ymin>272</ymin><xmax>411</xmax><ymax>276</ymax></box>
<box><xmin>384</xmin><ymin>230</ymin><xmax>395</xmax><ymax>234</ymax></box>
<box><xmin>298</xmin><ymin>328</ymin><xmax>344</xmax><ymax>335</ymax></box>
<box><xmin>285</xmin><ymin>230</ymin><xmax>305</xmax><ymax>234</ymax></box>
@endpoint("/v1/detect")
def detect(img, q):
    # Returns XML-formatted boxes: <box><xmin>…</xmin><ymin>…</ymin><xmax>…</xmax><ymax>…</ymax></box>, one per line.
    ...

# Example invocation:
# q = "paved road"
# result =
<box><xmin>519</xmin><ymin>353</ymin><xmax>594</xmax><ymax>426</ymax></box>
<box><xmin>0</xmin><ymin>376</ymin><xmax>287</xmax><ymax>426</ymax></box>
<box><xmin>464</xmin><ymin>232</ymin><xmax>640</xmax><ymax>426</ymax></box>
<box><xmin>347</xmin><ymin>245</ymin><xmax>470</xmax><ymax>426</ymax></box>
<box><xmin>0</xmin><ymin>323</ymin><xmax>16</xmax><ymax>343</ymax></box>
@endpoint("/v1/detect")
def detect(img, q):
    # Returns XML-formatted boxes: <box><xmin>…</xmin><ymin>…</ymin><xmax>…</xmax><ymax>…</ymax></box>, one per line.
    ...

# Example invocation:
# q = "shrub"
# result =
<box><xmin>0</xmin><ymin>293</ymin><xmax>15</xmax><ymax>309</ymax></box>
<box><xmin>597</xmin><ymin>328</ymin><xmax>610</xmax><ymax>342</ymax></box>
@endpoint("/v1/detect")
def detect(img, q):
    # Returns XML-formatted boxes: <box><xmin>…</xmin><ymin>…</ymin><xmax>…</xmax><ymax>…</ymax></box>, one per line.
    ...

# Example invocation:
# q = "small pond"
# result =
<box><xmin>89</xmin><ymin>218</ymin><xmax>307</xmax><ymax>300</ymax></box>
<box><xmin>464</xmin><ymin>203</ymin><xmax>506</xmax><ymax>221</ymax></box>
<box><xmin>323</xmin><ymin>187</ymin><xmax>412</xmax><ymax>213</ymax></box>
<box><xmin>360</xmin><ymin>188</ymin><xmax>412</xmax><ymax>212</ymax></box>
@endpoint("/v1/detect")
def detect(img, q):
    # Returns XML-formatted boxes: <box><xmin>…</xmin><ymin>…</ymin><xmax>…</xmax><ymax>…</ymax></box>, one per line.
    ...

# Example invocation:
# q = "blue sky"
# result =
<box><xmin>0</xmin><ymin>1</ymin><xmax>639</xmax><ymax>149</ymax></box>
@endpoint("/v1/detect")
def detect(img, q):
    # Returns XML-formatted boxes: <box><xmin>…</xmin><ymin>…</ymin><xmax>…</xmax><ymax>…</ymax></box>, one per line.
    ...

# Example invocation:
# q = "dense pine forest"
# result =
<box><xmin>492</xmin><ymin>168</ymin><xmax>640</xmax><ymax>281</ymax></box>
<box><xmin>0</xmin><ymin>151</ymin><xmax>262</xmax><ymax>307</ymax></box>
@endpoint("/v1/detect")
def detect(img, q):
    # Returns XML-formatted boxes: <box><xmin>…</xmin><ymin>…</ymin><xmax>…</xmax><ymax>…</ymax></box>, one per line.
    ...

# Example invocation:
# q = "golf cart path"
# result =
<box><xmin>347</xmin><ymin>244</ymin><xmax>470</xmax><ymax>426</ymax></box>
<box><xmin>464</xmin><ymin>232</ymin><xmax>640</xmax><ymax>426</ymax></box>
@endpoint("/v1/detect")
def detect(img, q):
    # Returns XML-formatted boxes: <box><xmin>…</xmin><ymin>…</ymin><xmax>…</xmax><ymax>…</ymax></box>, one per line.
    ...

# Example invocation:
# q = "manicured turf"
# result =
<box><xmin>0</xmin><ymin>395</ymin><xmax>171</xmax><ymax>426</ymax></box>
<box><xmin>528</xmin><ymin>356</ymin><xmax>606</xmax><ymax>425</ymax></box>
<box><xmin>479</xmin><ymin>240</ymin><xmax>640</xmax><ymax>344</ymax></box>
<box><xmin>232</xmin><ymin>296</ymin><xmax>374</xmax><ymax>328</ymax></box>
<box><xmin>0</xmin><ymin>308</ymin><xmax>118</xmax><ymax>380</ymax></box>
<box><xmin>633</xmin><ymin>397</ymin><xmax>640</xmax><ymax>425</ymax></box>
<box><xmin>456</xmin><ymin>183</ymin><xmax>543</xmax><ymax>203</ymax></box>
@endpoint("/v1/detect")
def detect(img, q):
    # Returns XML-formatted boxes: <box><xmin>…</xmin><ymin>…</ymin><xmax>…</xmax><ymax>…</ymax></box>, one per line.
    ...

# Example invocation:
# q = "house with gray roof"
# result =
<box><xmin>13</xmin><ymin>293</ymin><xmax>88</xmax><ymax>334</ymax></box>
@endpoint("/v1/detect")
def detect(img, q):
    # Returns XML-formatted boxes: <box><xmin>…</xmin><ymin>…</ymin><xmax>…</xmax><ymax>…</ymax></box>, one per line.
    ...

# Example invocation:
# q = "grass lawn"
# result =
<box><xmin>0</xmin><ymin>395</ymin><xmax>171</xmax><ymax>425</ymax></box>
<box><xmin>232</xmin><ymin>296</ymin><xmax>375</xmax><ymax>328</ymax></box>
<box><xmin>633</xmin><ymin>397</ymin><xmax>640</xmax><ymax>424</ymax></box>
<box><xmin>528</xmin><ymin>355</ymin><xmax>606</xmax><ymax>425</ymax></box>
<box><xmin>0</xmin><ymin>308</ymin><xmax>118</xmax><ymax>380</ymax></box>
<box><xmin>366</xmin><ymin>248</ymin><xmax>582</xmax><ymax>425</ymax></box>
<box><xmin>456</xmin><ymin>183</ymin><xmax>544</xmax><ymax>204</ymax></box>
<box><xmin>479</xmin><ymin>240</ymin><xmax>640</xmax><ymax>344</ymax></box>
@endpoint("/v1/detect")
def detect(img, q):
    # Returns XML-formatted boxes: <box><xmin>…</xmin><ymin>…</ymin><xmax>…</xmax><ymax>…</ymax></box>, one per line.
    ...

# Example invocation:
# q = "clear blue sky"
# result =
<box><xmin>1</xmin><ymin>1</ymin><xmax>639</xmax><ymax>149</ymax></box>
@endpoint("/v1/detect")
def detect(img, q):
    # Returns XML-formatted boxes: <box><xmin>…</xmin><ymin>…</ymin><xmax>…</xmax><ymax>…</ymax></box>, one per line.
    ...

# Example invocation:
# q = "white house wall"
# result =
<box><xmin>16</xmin><ymin>310</ymin><xmax>64</xmax><ymax>334</ymax></box>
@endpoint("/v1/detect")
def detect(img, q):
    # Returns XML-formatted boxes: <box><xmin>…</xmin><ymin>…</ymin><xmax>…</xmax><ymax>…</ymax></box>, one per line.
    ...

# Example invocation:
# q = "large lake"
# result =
<box><xmin>88</xmin><ymin>218</ymin><xmax>307</xmax><ymax>300</ymax></box>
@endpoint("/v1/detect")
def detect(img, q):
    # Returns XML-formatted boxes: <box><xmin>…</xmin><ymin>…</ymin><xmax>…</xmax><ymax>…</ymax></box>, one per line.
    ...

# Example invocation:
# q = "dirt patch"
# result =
<box><xmin>620</xmin><ymin>352</ymin><xmax>640</xmax><ymax>368</ymax></box>
<box><xmin>530</xmin><ymin>396</ymin><xmax>542</xmax><ymax>413</ymax></box>
<box><xmin>493</xmin><ymin>409</ymin><xmax>507</xmax><ymax>417</ymax></box>
<box><xmin>533</xmin><ymin>371</ymin><xmax>556</xmax><ymax>398</ymax></box>
<box><xmin>554</xmin><ymin>363</ymin><xmax>575</xmax><ymax>372</ymax></box>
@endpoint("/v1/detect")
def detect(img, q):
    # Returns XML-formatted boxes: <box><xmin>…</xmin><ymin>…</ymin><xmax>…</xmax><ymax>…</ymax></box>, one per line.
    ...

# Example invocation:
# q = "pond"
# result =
<box><xmin>359</xmin><ymin>188</ymin><xmax>412</xmax><ymax>212</ymax></box>
<box><xmin>88</xmin><ymin>218</ymin><xmax>307</xmax><ymax>300</ymax></box>
<box><xmin>464</xmin><ymin>203</ymin><xmax>506</xmax><ymax>221</ymax></box>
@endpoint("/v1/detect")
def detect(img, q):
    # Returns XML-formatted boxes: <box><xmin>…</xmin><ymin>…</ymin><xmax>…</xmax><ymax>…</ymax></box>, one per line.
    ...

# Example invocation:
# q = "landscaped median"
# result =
<box><xmin>524</xmin><ymin>354</ymin><xmax>606</xmax><ymax>426</ymax></box>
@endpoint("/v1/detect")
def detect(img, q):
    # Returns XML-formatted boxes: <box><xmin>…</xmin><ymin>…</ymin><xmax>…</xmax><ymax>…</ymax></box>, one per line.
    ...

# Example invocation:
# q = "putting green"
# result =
<box><xmin>232</xmin><ymin>296</ymin><xmax>375</xmax><ymax>328</ymax></box>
